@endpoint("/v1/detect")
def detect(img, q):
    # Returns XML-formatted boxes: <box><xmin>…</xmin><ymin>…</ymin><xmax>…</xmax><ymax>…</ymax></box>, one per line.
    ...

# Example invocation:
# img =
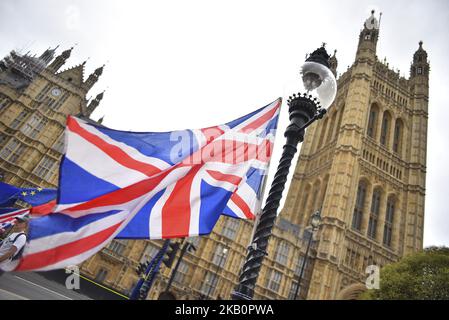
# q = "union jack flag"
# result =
<box><xmin>15</xmin><ymin>98</ymin><xmax>281</xmax><ymax>271</ymax></box>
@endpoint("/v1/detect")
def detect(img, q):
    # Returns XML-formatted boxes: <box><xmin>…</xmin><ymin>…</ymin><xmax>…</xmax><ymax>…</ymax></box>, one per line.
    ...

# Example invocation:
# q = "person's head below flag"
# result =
<box><xmin>13</xmin><ymin>215</ymin><xmax>29</xmax><ymax>233</ymax></box>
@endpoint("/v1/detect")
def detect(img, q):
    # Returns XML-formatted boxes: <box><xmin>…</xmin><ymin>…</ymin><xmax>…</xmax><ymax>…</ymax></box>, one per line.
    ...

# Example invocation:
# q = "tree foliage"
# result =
<box><xmin>361</xmin><ymin>246</ymin><xmax>449</xmax><ymax>300</ymax></box>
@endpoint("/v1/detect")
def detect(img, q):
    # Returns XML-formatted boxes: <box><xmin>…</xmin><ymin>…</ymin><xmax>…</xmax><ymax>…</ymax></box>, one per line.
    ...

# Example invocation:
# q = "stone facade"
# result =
<box><xmin>0</xmin><ymin>46</ymin><xmax>104</xmax><ymax>188</ymax></box>
<box><xmin>280</xmin><ymin>11</ymin><xmax>429</xmax><ymax>299</ymax></box>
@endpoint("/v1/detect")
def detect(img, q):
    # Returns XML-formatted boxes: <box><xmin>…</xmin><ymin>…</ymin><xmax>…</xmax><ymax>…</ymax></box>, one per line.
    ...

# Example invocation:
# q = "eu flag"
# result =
<box><xmin>0</xmin><ymin>182</ymin><xmax>57</xmax><ymax>207</ymax></box>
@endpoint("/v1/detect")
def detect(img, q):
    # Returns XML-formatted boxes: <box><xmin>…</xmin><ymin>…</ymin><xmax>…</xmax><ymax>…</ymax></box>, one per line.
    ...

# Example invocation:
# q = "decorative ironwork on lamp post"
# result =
<box><xmin>232</xmin><ymin>45</ymin><xmax>337</xmax><ymax>300</ymax></box>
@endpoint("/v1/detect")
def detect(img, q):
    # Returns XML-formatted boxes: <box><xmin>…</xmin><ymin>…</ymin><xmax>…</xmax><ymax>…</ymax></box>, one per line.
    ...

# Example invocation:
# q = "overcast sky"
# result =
<box><xmin>1</xmin><ymin>0</ymin><xmax>448</xmax><ymax>247</ymax></box>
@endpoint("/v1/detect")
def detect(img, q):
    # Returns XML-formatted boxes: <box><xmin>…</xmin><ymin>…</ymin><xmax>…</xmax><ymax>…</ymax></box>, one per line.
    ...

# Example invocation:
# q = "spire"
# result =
<box><xmin>61</xmin><ymin>47</ymin><xmax>73</xmax><ymax>59</ymax></box>
<box><xmin>96</xmin><ymin>91</ymin><xmax>104</xmax><ymax>100</ymax></box>
<box><xmin>39</xmin><ymin>45</ymin><xmax>59</xmax><ymax>65</ymax></box>
<box><xmin>47</xmin><ymin>47</ymin><xmax>73</xmax><ymax>73</ymax></box>
<box><xmin>329</xmin><ymin>49</ymin><xmax>338</xmax><ymax>77</ymax></box>
<box><xmin>410</xmin><ymin>40</ymin><xmax>429</xmax><ymax>79</ymax></box>
<box><xmin>94</xmin><ymin>65</ymin><xmax>104</xmax><ymax>76</ymax></box>
<box><xmin>409</xmin><ymin>40</ymin><xmax>429</xmax><ymax>114</ymax></box>
<box><xmin>83</xmin><ymin>64</ymin><xmax>105</xmax><ymax>91</ymax></box>
<box><xmin>356</xmin><ymin>10</ymin><xmax>380</xmax><ymax>59</ymax></box>
<box><xmin>87</xmin><ymin>90</ymin><xmax>105</xmax><ymax>116</ymax></box>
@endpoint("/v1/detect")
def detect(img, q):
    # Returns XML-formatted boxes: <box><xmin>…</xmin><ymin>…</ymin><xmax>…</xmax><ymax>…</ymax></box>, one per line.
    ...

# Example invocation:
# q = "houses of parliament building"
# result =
<box><xmin>0</xmin><ymin>11</ymin><xmax>429</xmax><ymax>300</ymax></box>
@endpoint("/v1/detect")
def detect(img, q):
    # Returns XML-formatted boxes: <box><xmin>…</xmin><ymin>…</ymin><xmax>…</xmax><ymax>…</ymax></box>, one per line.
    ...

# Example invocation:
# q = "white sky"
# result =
<box><xmin>1</xmin><ymin>0</ymin><xmax>448</xmax><ymax>247</ymax></box>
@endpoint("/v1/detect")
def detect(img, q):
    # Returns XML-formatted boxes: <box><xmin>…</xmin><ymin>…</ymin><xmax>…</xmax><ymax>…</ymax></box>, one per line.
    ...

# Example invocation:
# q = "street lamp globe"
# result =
<box><xmin>285</xmin><ymin>45</ymin><xmax>337</xmax><ymax>143</ymax></box>
<box><xmin>299</xmin><ymin>60</ymin><xmax>337</xmax><ymax>110</ymax></box>
<box><xmin>310</xmin><ymin>210</ymin><xmax>322</xmax><ymax>230</ymax></box>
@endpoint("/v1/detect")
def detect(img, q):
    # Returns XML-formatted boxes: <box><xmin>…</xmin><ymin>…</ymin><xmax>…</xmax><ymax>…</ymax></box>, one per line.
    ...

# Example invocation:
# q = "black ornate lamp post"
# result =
<box><xmin>232</xmin><ymin>45</ymin><xmax>337</xmax><ymax>300</ymax></box>
<box><xmin>293</xmin><ymin>209</ymin><xmax>322</xmax><ymax>300</ymax></box>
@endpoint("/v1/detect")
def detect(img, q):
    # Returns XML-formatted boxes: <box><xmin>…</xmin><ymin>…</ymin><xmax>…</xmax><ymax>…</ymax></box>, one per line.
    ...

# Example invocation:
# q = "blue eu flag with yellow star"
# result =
<box><xmin>0</xmin><ymin>181</ymin><xmax>57</xmax><ymax>207</ymax></box>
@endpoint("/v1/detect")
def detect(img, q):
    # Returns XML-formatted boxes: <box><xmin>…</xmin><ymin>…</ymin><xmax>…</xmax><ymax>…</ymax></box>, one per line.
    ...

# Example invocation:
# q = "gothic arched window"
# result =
<box><xmin>0</xmin><ymin>94</ymin><xmax>12</xmax><ymax>112</ymax></box>
<box><xmin>383</xmin><ymin>197</ymin><xmax>396</xmax><ymax>247</ymax></box>
<box><xmin>352</xmin><ymin>181</ymin><xmax>367</xmax><ymax>231</ymax></box>
<box><xmin>393</xmin><ymin>119</ymin><xmax>403</xmax><ymax>154</ymax></box>
<box><xmin>367</xmin><ymin>104</ymin><xmax>378</xmax><ymax>138</ymax></box>
<box><xmin>367</xmin><ymin>188</ymin><xmax>381</xmax><ymax>239</ymax></box>
<box><xmin>380</xmin><ymin>111</ymin><xmax>391</xmax><ymax>147</ymax></box>
<box><xmin>274</xmin><ymin>241</ymin><xmax>290</xmax><ymax>266</ymax></box>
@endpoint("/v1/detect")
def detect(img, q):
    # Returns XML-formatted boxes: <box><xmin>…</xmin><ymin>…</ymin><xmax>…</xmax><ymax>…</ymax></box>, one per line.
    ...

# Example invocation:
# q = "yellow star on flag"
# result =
<box><xmin>30</xmin><ymin>191</ymin><xmax>36</xmax><ymax>196</ymax></box>
<box><xmin>21</xmin><ymin>191</ymin><xmax>27</xmax><ymax>196</ymax></box>
<box><xmin>37</xmin><ymin>187</ymin><xmax>43</xmax><ymax>192</ymax></box>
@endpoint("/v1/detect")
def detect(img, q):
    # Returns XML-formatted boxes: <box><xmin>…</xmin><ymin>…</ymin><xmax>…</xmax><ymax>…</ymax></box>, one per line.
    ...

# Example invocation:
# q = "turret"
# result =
<box><xmin>87</xmin><ymin>91</ymin><xmax>105</xmax><ymax>116</ymax></box>
<box><xmin>409</xmin><ymin>41</ymin><xmax>430</xmax><ymax>113</ymax></box>
<box><xmin>356</xmin><ymin>10</ymin><xmax>381</xmax><ymax>62</ymax></box>
<box><xmin>329</xmin><ymin>49</ymin><xmax>338</xmax><ymax>77</ymax></box>
<box><xmin>404</xmin><ymin>41</ymin><xmax>429</xmax><ymax>254</ymax></box>
<box><xmin>48</xmin><ymin>47</ymin><xmax>73</xmax><ymax>73</ymax></box>
<box><xmin>410</xmin><ymin>41</ymin><xmax>430</xmax><ymax>87</ymax></box>
<box><xmin>82</xmin><ymin>65</ymin><xmax>104</xmax><ymax>91</ymax></box>
<box><xmin>39</xmin><ymin>46</ymin><xmax>58</xmax><ymax>65</ymax></box>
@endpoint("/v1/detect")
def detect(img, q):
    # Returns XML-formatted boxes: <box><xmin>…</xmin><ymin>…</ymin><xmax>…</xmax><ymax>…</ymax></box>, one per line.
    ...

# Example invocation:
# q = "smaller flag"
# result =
<box><xmin>0</xmin><ymin>207</ymin><xmax>30</xmax><ymax>230</ymax></box>
<box><xmin>0</xmin><ymin>182</ymin><xmax>57</xmax><ymax>207</ymax></box>
<box><xmin>0</xmin><ymin>182</ymin><xmax>19</xmax><ymax>207</ymax></box>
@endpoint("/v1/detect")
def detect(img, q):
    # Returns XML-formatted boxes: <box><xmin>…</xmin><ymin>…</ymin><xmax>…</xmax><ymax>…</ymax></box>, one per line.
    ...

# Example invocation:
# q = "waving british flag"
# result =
<box><xmin>15</xmin><ymin>98</ymin><xmax>281</xmax><ymax>271</ymax></box>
